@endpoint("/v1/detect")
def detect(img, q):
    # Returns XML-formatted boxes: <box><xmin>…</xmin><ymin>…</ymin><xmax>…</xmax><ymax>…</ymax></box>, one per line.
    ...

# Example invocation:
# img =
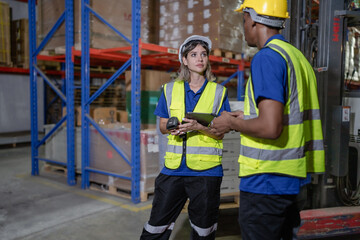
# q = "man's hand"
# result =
<box><xmin>211</xmin><ymin>111</ymin><xmax>239</xmax><ymax>135</ymax></box>
<box><xmin>228</xmin><ymin>110</ymin><xmax>244</xmax><ymax>119</ymax></box>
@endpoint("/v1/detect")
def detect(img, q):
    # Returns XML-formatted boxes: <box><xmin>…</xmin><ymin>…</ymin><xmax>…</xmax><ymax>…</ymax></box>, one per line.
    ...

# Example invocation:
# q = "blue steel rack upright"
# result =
<box><xmin>80</xmin><ymin>0</ymin><xmax>142</xmax><ymax>203</ymax></box>
<box><xmin>28</xmin><ymin>0</ymin><xmax>76</xmax><ymax>185</ymax></box>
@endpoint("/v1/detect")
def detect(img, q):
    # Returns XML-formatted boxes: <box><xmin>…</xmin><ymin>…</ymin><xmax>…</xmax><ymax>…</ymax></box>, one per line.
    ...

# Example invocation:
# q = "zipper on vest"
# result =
<box><xmin>182</xmin><ymin>134</ymin><xmax>187</xmax><ymax>159</ymax></box>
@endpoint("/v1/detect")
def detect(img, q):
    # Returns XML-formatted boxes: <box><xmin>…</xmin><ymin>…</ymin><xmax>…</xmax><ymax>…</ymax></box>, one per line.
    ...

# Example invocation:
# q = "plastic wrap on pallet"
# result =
<box><xmin>158</xmin><ymin>0</ymin><xmax>245</xmax><ymax>54</ymax></box>
<box><xmin>37</xmin><ymin>0</ymin><xmax>157</xmax><ymax>52</ymax></box>
<box><xmin>43</xmin><ymin>124</ymin><xmax>82</xmax><ymax>172</ymax></box>
<box><xmin>344</xmin><ymin>27</ymin><xmax>360</xmax><ymax>83</ymax></box>
<box><xmin>89</xmin><ymin>126</ymin><xmax>160</xmax><ymax>193</ymax></box>
<box><xmin>221</xmin><ymin>131</ymin><xmax>241</xmax><ymax>194</ymax></box>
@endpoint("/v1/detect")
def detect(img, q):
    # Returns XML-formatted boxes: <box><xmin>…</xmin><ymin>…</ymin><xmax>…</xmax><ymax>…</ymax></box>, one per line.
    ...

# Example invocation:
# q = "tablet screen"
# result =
<box><xmin>185</xmin><ymin>112</ymin><xmax>216</xmax><ymax>126</ymax></box>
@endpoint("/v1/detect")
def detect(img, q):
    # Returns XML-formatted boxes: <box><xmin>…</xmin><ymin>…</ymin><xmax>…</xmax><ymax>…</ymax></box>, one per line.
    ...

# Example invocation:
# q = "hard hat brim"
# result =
<box><xmin>178</xmin><ymin>35</ymin><xmax>212</xmax><ymax>63</ymax></box>
<box><xmin>234</xmin><ymin>4</ymin><xmax>244</xmax><ymax>12</ymax></box>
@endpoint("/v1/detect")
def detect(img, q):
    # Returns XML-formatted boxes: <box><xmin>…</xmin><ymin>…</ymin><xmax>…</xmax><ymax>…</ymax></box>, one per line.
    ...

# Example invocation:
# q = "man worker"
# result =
<box><xmin>211</xmin><ymin>0</ymin><xmax>325</xmax><ymax>239</ymax></box>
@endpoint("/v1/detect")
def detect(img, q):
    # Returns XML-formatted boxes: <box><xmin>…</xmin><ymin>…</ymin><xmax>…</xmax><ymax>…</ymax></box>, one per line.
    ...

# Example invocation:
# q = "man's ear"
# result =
<box><xmin>251</xmin><ymin>18</ymin><xmax>256</xmax><ymax>28</ymax></box>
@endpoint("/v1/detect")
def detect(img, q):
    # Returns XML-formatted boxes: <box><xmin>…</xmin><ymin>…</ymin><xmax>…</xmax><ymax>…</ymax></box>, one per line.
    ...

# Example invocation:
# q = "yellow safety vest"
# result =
<box><xmin>239</xmin><ymin>39</ymin><xmax>325</xmax><ymax>178</ymax></box>
<box><xmin>164</xmin><ymin>80</ymin><xmax>227</xmax><ymax>170</ymax></box>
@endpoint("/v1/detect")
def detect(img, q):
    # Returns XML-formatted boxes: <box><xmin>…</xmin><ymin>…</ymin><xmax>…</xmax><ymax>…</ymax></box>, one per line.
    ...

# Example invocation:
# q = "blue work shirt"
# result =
<box><xmin>154</xmin><ymin>79</ymin><xmax>231</xmax><ymax>177</ymax></box>
<box><xmin>240</xmin><ymin>34</ymin><xmax>310</xmax><ymax>195</ymax></box>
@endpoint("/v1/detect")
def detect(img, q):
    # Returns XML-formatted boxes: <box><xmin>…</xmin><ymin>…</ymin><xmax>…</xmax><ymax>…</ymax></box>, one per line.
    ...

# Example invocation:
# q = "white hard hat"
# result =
<box><xmin>178</xmin><ymin>35</ymin><xmax>212</xmax><ymax>63</ymax></box>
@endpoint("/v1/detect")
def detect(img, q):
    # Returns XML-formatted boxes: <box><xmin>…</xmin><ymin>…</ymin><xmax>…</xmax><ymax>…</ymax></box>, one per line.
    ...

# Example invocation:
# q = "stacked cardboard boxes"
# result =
<box><xmin>37</xmin><ymin>0</ymin><xmax>159</xmax><ymax>52</ymax></box>
<box><xmin>0</xmin><ymin>1</ymin><xmax>11</xmax><ymax>66</ymax></box>
<box><xmin>159</xmin><ymin>0</ymin><xmax>244</xmax><ymax>54</ymax></box>
<box><xmin>62</xmin><ymin>106</ymin><xmax>116</xmax><ymax>126</ymax></box>
<box><xmin>11</xmin><ymin>19</ymin><xmax>29</xmax><ymax>69</ymax></box>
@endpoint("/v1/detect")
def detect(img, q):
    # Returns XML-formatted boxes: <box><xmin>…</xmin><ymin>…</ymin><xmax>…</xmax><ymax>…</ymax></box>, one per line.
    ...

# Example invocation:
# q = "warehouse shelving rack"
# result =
<box><xmin>28</xmin><ymin>0</ymin><xmax>248</xmax><ymax>204</ymax></box>
<box><xmin>28</xmin><ymin>0</ymin><xmax>76</xmax><ymax>186</ymax></box>
<box><xmin>80</xmin><ymin>0</ymin><xmax>143</xmax><ymax>203</ymax></box>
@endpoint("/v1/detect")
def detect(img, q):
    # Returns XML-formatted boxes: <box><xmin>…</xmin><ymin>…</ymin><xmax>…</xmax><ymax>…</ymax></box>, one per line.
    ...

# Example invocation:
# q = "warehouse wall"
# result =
<box><xmin>0</xmin><ymin>74</ymin><xmax>44</xmax><ymax>133</ymax></box>
<box><xmin>1</xmin><ymin>0</ymin><xmax>28</xmax><ymax>20</ymax></box>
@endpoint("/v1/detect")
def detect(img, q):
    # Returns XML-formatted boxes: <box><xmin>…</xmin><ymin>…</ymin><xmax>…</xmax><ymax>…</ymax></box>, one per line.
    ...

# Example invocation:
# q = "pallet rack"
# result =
<box><xmin>28</xmin><ymin>0</ymin><xmax>248</xmax><ymax>204</ymax></box>
<box><xmin>29</xmin><ymin>0</ymin><xmax>76</xmax><ymax>186</ymax></box>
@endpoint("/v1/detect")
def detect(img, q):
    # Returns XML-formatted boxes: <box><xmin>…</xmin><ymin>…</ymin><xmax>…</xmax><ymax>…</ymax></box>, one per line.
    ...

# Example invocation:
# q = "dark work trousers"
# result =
<box><xmin>290</xmin><ymin>185</ymin><xmax>308</xmax><ymax>240</ymax></box>
<box><xmin>238</xmin><ymin>190</ymin><xmax>301</xmax><ymax>240</ymax></box>
<box><xmin>140</xmin><ymin>173</ymin><xmax>222</xmax><ymax>240</ymax></box>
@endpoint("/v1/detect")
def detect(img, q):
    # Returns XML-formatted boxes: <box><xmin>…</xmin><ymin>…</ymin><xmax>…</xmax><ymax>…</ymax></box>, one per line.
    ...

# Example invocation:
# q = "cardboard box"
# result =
<box><xmin>0</xmin><ymin>2</ymin><xmax>11</xmax><ymax>66</ymax></box>
<box><xmin>125</xmin><ymin>69</ymin><xmax>171</xmax><ymax>91</ymax></box>
<box><xmin>93</xmin><ymin>107</ymin><xmax>116</xmax><ymax>125</ymax></box>
<box><xmin>117</xmin><ymin>110</ymin><xmax>128</xmax><ymax>123</ymax></box>
<box><xmin>159</xmin><ymin>0</ymin><xmax>244</xmax><ymax>53</ymax></box>
<box><xmin>62</xmin><ymin>106</ymin><xmax>87</xmax><ymax>126</ymax></box>
<box><xmin>11</xmin><ymin>19</ymin><xmax>29</xmax><ymax>68</ymax></box>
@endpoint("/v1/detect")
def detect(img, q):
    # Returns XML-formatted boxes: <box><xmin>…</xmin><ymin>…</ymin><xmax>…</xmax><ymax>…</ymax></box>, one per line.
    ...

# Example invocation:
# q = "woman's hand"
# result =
<box><xmin>177</xmin><ymin>118</ymin><xmax>199</xmax><ymax>134</ymax></box>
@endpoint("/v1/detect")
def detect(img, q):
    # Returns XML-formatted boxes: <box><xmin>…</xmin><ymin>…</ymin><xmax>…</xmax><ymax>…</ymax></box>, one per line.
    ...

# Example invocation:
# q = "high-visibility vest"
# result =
<box><xmin>164</xmin><ymin>80</ymin><xmax>227</xmax><ymax>170</ymax></box>
<box><xmin>239</xmin><ymin>39</ymin><xmax>325</xmax><ymax>178</ymax></box>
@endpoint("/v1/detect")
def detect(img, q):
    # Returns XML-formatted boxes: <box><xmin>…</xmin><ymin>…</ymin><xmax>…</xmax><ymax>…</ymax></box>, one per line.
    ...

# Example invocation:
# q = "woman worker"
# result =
<box><xmin>140</xmin><ymin>35</ymin><xmax>231</xmax><ymax>240</ymax></box>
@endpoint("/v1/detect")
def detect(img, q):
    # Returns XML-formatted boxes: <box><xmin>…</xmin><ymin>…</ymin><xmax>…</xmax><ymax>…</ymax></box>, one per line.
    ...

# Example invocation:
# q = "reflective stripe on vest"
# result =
<box><xmin>239</xmin><ymin>39</ymin><xmax>325</xmax><ymax>177</ymax></box>
<box><xmin>164</xmin><ymin>80</ymin><xmax>226</xmax><ymax>170</ymax></box>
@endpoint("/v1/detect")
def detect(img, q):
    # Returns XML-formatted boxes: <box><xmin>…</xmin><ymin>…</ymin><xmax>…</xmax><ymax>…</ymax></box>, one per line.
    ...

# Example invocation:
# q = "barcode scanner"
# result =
<box><xmin>166</xmin><ymin>117</ymin><xmax>186</xmax><ymax>138</ymax></box>
<box><xmin>166</xmin><ymin>117</ymin><xmax>180</xmax><ymax>130</ymax></box>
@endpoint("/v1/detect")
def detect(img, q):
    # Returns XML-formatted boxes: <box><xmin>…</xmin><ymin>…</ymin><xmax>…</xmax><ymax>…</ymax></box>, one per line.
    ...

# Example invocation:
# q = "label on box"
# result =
<box><xmin>160</xmin><ymin>5</ymin><xmax>165</xmax><ymax>14</ymax></box>
<box><xmin>203</xmin><ymin>23</ymin><xmax>210</xmax><ymax>33</ymax></box>
<box><xmin>187</xmin><ymin>25</ymin><xmax>194</xmax><ymax>34</ymax></box>
<box><xmin>173</xmin><ymin>27</ymin><xmax>180</xmax><ymax>38</ymax></box>
<box><xmin>160</xmin><ymin>17</ymin><xmax>165</xmax><ymax>26</ymax></box>
<box><xmin>160</xmin><ymin>29</ymin><xmax>165</xmax><ymax>38</ymax></box>
<box><xmin>172</xmin><ymin>2</ymin><xmax>180</xmax><ymax>11</ymax></box>
<box><xmin>174</xmin><ymin>15</ymin><xmax>180</xmax><ymax>24</ymax></box>
<box><xmin>188</xmin><ymin>12</ymin><xmax>194</xmax><ymax>22</ymax></box>
<box><xmin>342</xmin><ymin>106</ymin><xmax>350</xmax><ymax>122</ymax></box>
<box><xmin>108</xmin><ymin>176</ymin><xmax>115</xmax><ymax>186</ymax></box>
<box><xmin>204</xmin><ymin>0</ymin><xmax>211</xmax><ymax>6</ymax></box>
<box><xmin>203</xmin><ymin>9</ymin><xmax>211</xmax><ymax>19</ymax></box>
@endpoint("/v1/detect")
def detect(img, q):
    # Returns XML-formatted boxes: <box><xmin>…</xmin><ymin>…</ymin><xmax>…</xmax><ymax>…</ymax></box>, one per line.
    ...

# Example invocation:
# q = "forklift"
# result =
<box><xmin>282</xmin><ymin>0</ymin><xmax>360</xmax><ymax>238</ymax></box>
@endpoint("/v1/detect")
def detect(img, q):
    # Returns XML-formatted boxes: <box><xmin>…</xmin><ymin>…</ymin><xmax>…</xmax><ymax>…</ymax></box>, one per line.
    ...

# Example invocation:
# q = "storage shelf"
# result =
<box><xmin>35</xmin><ymin>41</ymin><xmax>250</xmax><ymax>77</ymax></box>
<box><xmin>29</xmin><ymin>0</ymin><xmax>248</xmax><ymax>204</ymax></box>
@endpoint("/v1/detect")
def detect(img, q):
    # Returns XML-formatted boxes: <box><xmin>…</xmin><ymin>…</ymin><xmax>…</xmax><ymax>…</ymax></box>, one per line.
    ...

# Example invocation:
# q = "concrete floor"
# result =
<box><xmin>3</xmin><ymin>145</ymin><xmax>359</xmax><ymax>240</ymax></box>
<box><xmin>0</xmin><ymin>145</ymin><xmax>242</xmax><ymax>240</ymax></box>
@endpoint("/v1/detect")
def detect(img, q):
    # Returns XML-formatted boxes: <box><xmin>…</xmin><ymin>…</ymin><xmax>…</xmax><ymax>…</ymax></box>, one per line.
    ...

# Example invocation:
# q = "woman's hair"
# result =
<box><xmin>177</xmin><ymin>40</ymin><xmax>214</xmax><ymax>81</ymax></box>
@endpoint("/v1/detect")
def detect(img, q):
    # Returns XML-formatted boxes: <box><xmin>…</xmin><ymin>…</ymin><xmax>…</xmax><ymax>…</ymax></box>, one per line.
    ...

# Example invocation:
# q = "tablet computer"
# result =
<box><xmin>185</xmin><ymin>112</ymin><xmax>217</xmax><ymax>126</ymax></box>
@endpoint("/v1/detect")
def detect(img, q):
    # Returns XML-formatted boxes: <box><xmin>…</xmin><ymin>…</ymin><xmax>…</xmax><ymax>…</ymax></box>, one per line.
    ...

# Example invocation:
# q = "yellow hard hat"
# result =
<box><xmin>235</xmin><ymin>0</ymin><xmax>290</xmax><ymax>19</ymax></box>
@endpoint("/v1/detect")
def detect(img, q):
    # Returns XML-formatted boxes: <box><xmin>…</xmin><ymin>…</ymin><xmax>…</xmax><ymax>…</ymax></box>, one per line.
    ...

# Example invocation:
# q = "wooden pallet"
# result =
<box><xmin>42</xmin><ymin>162</ymin><xmax>82</xmax><ymax>176</ymax></box>
<box><xmin>43</xmin><ymin>162</ymin><xmax>68</xmax><ymax>176</ymax></box>
<box><xmin>38</xmin><ymin>60</ymin><xmax>61</xmax><ymax>71</ymax></box>
<box><xmin>212</xmin><ymin>48</ymin><xmax>242</xmax><ymax>60</ymax></box>
<box><xmin>89</xmin><ymin>181</ymin><xmax>154</xmax><ymax>202</ymax></box>
<box><xmin>219</xmin><ymin>192</ymin><xmax>240</xmax><ymax>209</ymax></box>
